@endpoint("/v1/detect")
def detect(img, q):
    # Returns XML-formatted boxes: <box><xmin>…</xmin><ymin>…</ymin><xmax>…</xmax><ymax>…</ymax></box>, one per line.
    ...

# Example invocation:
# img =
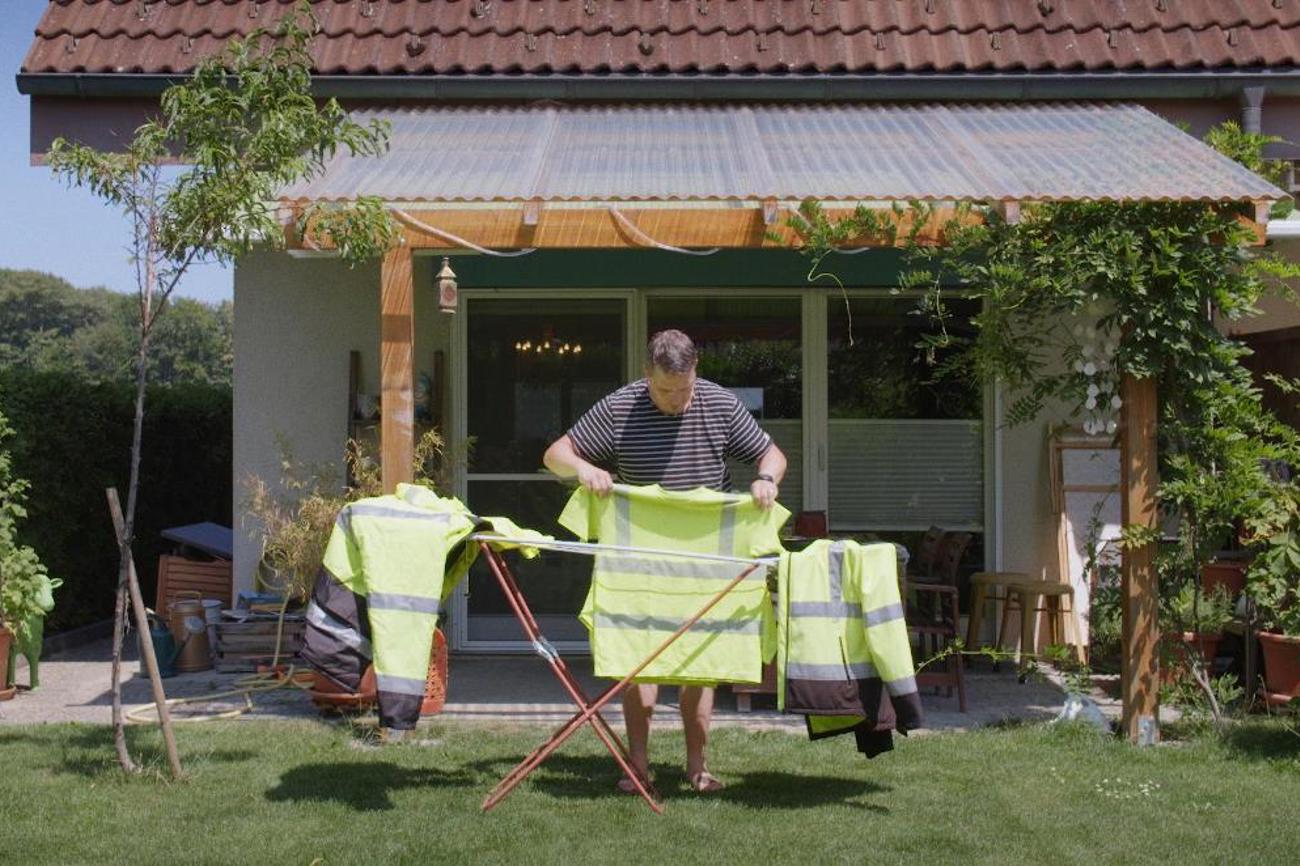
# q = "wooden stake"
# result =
<box><xmin>380</xmin><ymin>245</ymin><xmax>415</xmax><ymax>493</ymax></box>
<box><xmin>1119</xmin><ymin>373</ymin><xmax>1160</xmax><ymax>744</ymax></box>
<box><xmin>107</xmin><ymin>488</ymin><xmax>183</xmax><ymax>778</ymax></box>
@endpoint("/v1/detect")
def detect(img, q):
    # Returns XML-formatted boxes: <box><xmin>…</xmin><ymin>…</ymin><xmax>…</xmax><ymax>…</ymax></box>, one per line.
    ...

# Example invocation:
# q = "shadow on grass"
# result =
<box><xmin>266</xmin><ymin>762</ymin><xmax>474</xmax><ymax>812</ymax></box>
<box><xmin>1219</xmin><ymin>718</ymin><xmax>1300</xmax><ymax>763</ymax></box>
<box><xmin>0</xmin><ymin>726</ymin><xmax>259</xmax><ymax>778</ymax></box>
<box><xmin>469</xmin><ymin>753</ymin><xmax>891</xmax><ymax>811</ymax></box>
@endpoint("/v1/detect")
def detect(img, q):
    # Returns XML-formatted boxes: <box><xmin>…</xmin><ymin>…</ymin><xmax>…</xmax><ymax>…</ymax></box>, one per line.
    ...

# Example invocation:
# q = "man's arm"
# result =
<box><xmin>543</xmin><ymin>434</ymin><xmax>614</xmax><ymax>496</ymax></box>
<box><xmin>749</xmin><ymin>443</ymin><xmax>787</xmax><ymax>510</ymax></box>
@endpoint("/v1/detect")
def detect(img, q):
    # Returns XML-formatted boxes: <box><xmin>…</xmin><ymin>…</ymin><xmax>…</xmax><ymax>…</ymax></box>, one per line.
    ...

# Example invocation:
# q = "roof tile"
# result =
<box><xmin>23</xmin><ymin>0</ymin><xmax>1300</xmax><ymax>76</ymax></box>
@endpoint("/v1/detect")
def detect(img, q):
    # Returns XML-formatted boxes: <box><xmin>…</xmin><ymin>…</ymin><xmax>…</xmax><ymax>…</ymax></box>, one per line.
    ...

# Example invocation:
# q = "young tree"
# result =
<box><xmin>47</xmin><ymin>4</ymin><xmax>395</xmax><ymax>774</ymax></box>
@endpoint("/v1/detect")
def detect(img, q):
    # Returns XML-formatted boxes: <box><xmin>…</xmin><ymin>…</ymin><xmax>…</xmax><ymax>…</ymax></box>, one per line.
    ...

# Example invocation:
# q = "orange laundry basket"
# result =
<box><xmin>421</xmin><ymin>628</ymin><xmax>449</xmax><ymax>715</ymax></box>
<box><xmin>310</xmin><ymin>628</ymin><xmax>448</xmax><ymax>714</ymax></box>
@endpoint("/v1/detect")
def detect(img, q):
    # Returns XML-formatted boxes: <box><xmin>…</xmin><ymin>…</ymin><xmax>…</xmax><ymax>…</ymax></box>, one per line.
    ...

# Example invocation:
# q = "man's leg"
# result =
<box><xmin>679</xmin><ymin>685</ymin><xmax>715</xmax><ymax>779</ymax></box>
<box><xmin>622</xmin><ymin>683</ymin><xmax>658</xmax><ymax>777</ymax></box>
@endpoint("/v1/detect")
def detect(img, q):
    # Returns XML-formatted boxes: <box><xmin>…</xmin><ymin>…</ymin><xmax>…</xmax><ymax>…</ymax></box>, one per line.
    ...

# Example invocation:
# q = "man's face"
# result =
<box><xmin>647</xmin><ymin>366</ymin><xmax>696</xmax><ymax>416</ymax></box>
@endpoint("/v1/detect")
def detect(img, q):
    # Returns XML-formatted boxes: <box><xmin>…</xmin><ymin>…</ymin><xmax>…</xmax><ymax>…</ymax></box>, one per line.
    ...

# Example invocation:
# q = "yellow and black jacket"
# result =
<box><xmin>777</xmin><ymin>539</ymin><xmax>923</xmax><ymax>756</ymax></box>
<box><xmin>302</xmin><ymin>484</ymin><xmax>545</xmax><ymax>730</ymax></box>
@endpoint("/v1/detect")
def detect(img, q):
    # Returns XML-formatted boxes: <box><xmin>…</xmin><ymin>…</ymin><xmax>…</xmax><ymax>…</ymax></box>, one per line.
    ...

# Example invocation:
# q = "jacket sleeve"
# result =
<box><xmin>855</xmin><ymin>543</ymin><xmax>924</xmax><ymax>732</ymax></box>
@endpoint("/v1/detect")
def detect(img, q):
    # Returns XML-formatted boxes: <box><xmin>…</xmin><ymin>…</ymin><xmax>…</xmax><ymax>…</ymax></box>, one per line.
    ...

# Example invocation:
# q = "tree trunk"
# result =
<box><xmin>109</xmin><ymin>316</ymin><xmax>153</xmax><ymax>773</ymax></box>
<box><xmin>109</xmin><ymin>558</ymin><xmax>136</xmax><ymax>774</ymax></box>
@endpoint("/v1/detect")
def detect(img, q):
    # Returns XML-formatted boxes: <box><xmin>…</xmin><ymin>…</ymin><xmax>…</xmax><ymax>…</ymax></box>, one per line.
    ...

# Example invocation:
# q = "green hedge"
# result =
<box><xmin>0</xmin><ymin>368</ymin><xmax>231</xmax><ymax>634</ymax></box>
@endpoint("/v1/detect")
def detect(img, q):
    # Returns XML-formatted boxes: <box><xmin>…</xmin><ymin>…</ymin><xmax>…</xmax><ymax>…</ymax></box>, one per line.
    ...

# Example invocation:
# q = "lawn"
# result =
<box><xmin>2</xmin><ymin>717</ymin><xmax>1299</xmax><ymax>865</ymax></box>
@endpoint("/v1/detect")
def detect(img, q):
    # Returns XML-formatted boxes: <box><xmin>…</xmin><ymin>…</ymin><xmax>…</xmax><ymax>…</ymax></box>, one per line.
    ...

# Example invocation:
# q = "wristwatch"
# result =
<box><xmin>755</xmin><ymin>473</ymin><xmax>777</xmax><ymax>485</ymax></box>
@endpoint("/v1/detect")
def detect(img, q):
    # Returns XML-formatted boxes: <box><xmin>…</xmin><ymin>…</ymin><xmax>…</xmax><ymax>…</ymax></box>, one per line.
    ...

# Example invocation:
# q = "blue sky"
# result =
<box><xmin>0</xmin><ymin>1</ymin><xmax>231</xmax><ymax>304</ymax></box>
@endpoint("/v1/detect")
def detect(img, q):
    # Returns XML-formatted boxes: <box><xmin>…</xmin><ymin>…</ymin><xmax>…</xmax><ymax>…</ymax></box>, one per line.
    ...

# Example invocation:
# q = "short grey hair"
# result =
<box><xmin>646</xmin><ymin>329</ymin><xmax>698</xmax><ymax>374</ymax></box>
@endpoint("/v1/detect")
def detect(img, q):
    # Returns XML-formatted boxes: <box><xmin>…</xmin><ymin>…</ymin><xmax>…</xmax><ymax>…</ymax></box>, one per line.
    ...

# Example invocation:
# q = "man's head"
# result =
<box><xmin>645</xmin><ymin>329</ymin><xmax>698</xmax><ymax>416</ymax></box>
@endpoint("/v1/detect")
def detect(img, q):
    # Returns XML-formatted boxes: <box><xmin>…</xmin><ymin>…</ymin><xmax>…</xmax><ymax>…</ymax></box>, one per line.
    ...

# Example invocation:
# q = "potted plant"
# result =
<box><xmin>1160</xmin><ymin>582</ymin><xmax>1236</xmax><ymax>683</ymax></box>
<box><xmin>1</xmin><ymin>409</ymin><xmax>59</xmax><ymax>698</ymax></box>
<box><xmin>1245</xmin><ymin>490</ymin><xmax>1300</xmax><ymax>706</ymax></box>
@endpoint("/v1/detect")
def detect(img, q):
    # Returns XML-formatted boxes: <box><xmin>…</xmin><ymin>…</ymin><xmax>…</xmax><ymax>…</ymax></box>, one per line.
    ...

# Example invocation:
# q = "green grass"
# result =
<box><xmin>2</xmin><ymin>718</ymin><xmax>1299</xmax><ymax>865</ymax></box>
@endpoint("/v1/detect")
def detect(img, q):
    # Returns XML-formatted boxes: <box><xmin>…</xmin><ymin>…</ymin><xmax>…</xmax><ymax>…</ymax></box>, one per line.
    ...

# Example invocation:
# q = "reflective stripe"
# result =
<box><xmin>375</xmin><ymin>673</ymin><xmax>428</xmax><ymax>696</ymax></box>
<box><xmin>864</xmin><ymin>603</ymin><xmax>905</xmax><ymax>627</ymax></box>
<box><xmin>828</xmin><ymin>541</ymin><xmax>845</xmax><ymax>601</ymax></box>
<box><xmin>348</xmin><ymin>503</ymin><xmax>453</xmax><ymax>523</ymax></box>
<box><xmin>614</xmin><ymin>494</ymin><xmax>632</xmax><ymax>548</ymax></box>
<box><xmin>788</xmin><ymin>601</ymin><xmax>863</xmax><ymax>619</ymax></box>
<box><xmin>368</xmin><ymin>592</ymin><xmax>440</xmax><ymax>614</ymax></box>
<box><xmin>886</xmin><ymin>674</ymin><xmax>919</xmax><ymax>696</ymax></box>
<box><xmin>786</xmin><ymin>661</ymin><xmax>877</xmax><ymax>681</ymax></box>
<box><xmin>594</xmin><ymin>612</ymin><xmax>760</xmax><ymax>635</ymax></box>
<box><xmin>595</xmin><ymin>554</ymin><xmax>756</xmax><ymax>582</ymax></box>
<box><xmin>306</xmin><ymin>601</ymin><xmax>372</xmax><ymax>657</ymax></box>
<box><xmin>718</xmin><ymin>502</ymin><xmax>737</xmax><ymax>555</ymax></box>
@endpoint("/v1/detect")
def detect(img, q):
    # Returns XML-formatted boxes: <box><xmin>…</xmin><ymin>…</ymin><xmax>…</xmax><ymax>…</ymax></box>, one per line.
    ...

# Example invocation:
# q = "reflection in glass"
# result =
<box><xmin>467</xmin><ymin>299</ymin><xmax>626</xmax><ymax>474</ymax></box>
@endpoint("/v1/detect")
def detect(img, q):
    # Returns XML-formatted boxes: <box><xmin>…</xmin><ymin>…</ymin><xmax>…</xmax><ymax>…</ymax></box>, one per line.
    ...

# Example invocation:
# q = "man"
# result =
<box><xmin>543</xmin><ymin>329</ymin><xmax>787</xmax><ymax>793</ymax></box>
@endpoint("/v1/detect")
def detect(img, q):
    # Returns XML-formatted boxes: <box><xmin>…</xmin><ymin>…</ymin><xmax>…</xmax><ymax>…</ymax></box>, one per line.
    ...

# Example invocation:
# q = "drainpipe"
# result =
<box><xmin>1241</xmin><ymin>86</ymin><xmax>1266</xmax><ymax>133</ymax></box>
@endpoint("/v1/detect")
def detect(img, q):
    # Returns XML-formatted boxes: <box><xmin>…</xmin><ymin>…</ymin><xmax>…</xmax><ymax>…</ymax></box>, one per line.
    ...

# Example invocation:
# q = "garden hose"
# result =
<box><xmin>126</xmin><ymin>594</ymin><xmax>315</xmax><ymax>724</ymax></box>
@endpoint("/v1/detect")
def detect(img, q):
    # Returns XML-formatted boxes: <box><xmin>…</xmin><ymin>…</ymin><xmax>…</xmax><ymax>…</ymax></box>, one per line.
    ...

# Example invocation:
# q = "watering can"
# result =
<box><xmin>167</xmin><ymin>591</ymin><xmax>212</xmax><ymax>673</ymax></box>
<box><xmin>144</xmin><ymin>613</ymin><xmax>177</xmax><ymax>679</ymax></box>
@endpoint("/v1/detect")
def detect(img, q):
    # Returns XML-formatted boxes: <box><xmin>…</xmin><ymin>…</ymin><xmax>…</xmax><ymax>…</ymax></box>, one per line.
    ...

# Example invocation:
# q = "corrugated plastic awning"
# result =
<box><xmin>280</xmin><ymin>102</ymin><xmax>1283</xmax><ymax>205</ymax></box>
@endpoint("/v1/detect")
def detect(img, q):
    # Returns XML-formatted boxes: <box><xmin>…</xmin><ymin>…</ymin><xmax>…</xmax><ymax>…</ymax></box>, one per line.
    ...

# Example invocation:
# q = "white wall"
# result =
<box><xmin>232</xmin><ymin>251</ymin><xmax>447</xmax><ymax>595</ymax></box>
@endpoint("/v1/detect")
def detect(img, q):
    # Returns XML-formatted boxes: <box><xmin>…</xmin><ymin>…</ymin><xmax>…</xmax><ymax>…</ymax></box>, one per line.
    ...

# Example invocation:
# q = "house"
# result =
<box><xmin>19</xmin><ymin>1</ymin><xmax>1300</xmax><ymax>737</ymax></box>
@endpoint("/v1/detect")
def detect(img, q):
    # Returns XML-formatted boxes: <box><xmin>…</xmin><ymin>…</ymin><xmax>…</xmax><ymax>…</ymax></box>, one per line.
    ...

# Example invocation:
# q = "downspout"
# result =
<box><xmin>1241</xmin><ymin>86</ymin><xmax>1266</xmax><ymax>134</ymax></box>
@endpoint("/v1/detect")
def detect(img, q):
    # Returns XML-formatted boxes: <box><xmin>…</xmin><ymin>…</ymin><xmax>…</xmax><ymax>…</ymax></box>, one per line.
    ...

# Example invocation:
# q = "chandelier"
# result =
<box><xmin>514</xmin><ymin>337</ymin><xmax>583</xmax><ymax>355</ymax></box>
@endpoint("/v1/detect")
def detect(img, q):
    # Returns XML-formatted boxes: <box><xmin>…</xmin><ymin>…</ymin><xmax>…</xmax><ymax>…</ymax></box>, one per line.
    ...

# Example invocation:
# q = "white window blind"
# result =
<box><xmin>828</xmin><ymin>419</ymin><xmax>982</xmax><ymax>531</ymax></box>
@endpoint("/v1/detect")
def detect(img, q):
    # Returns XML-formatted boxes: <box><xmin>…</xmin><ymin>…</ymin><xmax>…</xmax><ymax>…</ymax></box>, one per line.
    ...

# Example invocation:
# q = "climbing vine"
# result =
<box><xmin>783</xmin><ymin>122</ymin><xmax>1300</xmax><ymax>658</ymax></box>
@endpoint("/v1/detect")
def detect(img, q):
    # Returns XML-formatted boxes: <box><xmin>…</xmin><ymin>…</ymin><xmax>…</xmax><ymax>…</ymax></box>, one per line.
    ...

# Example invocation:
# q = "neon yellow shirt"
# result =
<box><xmin>560</xmin><ymin>483</ymin><xmax>787</xmax><ymax>685</ymax></box>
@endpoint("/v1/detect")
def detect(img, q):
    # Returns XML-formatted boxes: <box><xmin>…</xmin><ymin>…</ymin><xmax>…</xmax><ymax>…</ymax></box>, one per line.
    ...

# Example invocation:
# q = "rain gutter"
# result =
<box><xmin>18</xmin><ymin>70</ymin><xmax>1300</xmax><ymax>101</ymax></box>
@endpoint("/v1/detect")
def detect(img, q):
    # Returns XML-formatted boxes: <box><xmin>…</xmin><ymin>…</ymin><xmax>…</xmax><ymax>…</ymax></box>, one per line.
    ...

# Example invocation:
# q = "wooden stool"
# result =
<box><xmin>966</xmin><ymin>571</ymin><xmax>1035</xmax><ymax>650</ymax></box>
<box><xmin>967</xmin><ymin>572</ymin><xmax>1085</xmax><ymax>669</ymax></box>
<box><xmin>999</xmin><ymin>582</ymin><xmax>1084</xmax><ymax>666</ymax></box>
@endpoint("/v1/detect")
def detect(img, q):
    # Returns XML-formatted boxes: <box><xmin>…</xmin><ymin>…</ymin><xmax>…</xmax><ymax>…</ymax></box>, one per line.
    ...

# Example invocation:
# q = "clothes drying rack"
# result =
<box><xmin>469</xmin><ymin>533</ymin><xmax>778</xmax><ymax>814</ymax></box>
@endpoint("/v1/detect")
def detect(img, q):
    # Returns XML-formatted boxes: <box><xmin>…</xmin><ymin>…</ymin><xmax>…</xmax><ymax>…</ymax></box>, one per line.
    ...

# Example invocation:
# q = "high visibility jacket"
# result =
<box><xmin>302</xmin><ymin>483</ymin><xmax>547</xmax><ymax>730</ymax></box>
<box><xmin>777</xmin><ymin>539</ymin><xmax>924</xmax><ymax>749</ymax></box>
<box><xmin>559</xmin><ymin>483</ymin><xmax>787</xmax><ymax>685</ymax></box>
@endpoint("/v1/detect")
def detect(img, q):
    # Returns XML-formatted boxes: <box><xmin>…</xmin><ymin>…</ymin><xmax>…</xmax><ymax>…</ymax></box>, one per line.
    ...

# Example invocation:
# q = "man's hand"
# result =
<box><xmin>750</xmin><ymin>478</ymin><xmax>778</xmax><ymax>510</ymax></box>
<box><xmin>578</xmin><ymin>463</ymin><xmax>614</xmax><ymax>497</ymax></box>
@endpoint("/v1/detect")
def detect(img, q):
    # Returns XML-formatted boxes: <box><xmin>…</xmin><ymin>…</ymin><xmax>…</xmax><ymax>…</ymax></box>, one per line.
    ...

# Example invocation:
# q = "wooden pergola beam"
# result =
<box><xmin>379</xmin><ymin>244</ymin><xmax>415</xmax><ymax>493</ymax></box>
<box><xmin>296</xmin><ymin>205</ymin><xmax>978</xmax><ymax>251</ymax></box>
<box><xmin>1119</xmin><ymin>371</ymin><xmax>1160</xmax><ymax>744</ymax></box>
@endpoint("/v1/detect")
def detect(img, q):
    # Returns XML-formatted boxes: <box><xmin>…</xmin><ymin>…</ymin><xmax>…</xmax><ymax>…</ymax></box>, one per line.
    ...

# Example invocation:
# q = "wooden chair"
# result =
<box><xmin>907</xmin><ymin>531</ymin><xmax>971</xmax><ymax>712</ymax></box>
<box><xmin>909</xmin><ymin>526</ymin><xmax>945</xmax><ymax>580</ymax></box>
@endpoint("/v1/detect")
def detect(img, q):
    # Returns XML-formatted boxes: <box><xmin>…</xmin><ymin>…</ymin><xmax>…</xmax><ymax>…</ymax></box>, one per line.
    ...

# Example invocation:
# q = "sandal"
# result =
<box><xmin>689</xmin><ymin>770</ymin><xmax>726</xmax><ymax>794</ymax></box>
<box><xmin>616</xmin><ymin>772</ymin><xmax>655</xmax><ymax>794</ymax></box>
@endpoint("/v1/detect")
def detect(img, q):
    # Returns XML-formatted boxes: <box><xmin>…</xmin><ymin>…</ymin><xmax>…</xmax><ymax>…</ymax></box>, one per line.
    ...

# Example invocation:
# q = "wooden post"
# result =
<box><xmin>380</xmin><ymin>244</ymin><xmax>415</xmax><ymax>493</ymax></box>
<box><xmin>106</xmin><ymin>488</ymin><xmax>183</xmax><ymax>779</ymax></box>
<box><xmin>1119</xmin><ymin>373</ymin><xmax>1160</xmax><ymax>744</ymax></box>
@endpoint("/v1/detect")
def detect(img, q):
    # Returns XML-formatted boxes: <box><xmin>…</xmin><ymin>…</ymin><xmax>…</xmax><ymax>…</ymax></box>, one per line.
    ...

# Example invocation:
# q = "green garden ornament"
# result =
<box><xmin>6</xmin><ymin>574</ymin><xmax>60</xmax><ymax>692</ymax></box>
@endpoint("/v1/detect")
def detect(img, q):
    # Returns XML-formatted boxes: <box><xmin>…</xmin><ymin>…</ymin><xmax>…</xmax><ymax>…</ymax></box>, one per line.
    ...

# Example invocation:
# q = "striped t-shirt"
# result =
<box><xmin>567</xmin><ymin>378</ymin><xmax>773</xmax><ymax>492</ymax></box>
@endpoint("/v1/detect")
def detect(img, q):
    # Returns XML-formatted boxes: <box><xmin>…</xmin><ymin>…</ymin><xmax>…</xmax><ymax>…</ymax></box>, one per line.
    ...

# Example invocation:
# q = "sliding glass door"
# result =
<box><xmin>457</xmin><ymin>296</ymin><xmax>629</xmax><ymax>648</ymax></box>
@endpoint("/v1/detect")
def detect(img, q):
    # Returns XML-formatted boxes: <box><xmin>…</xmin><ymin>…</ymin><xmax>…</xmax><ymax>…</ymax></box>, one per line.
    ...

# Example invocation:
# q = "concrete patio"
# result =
<box><xmin>1</xmin><ymin>636</ymin><xmax>1121</xmax><ymax>732</ymax></box>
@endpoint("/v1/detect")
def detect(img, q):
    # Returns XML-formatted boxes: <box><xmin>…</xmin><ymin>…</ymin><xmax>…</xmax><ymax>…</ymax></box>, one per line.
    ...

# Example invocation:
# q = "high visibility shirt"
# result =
<box><xmin>776</xmin><ymin>539</ymin><xmax>924</xmax><ymax>744</ymax></box>
<box><xmin>559</xmin><ymin>483</ymin><xmax>788</xmax><ymax>685</ymax></box>
<box><xmin>304</xmin><ymin>483</ymin><xmax>548</xmax><ymax>730</ymax></box>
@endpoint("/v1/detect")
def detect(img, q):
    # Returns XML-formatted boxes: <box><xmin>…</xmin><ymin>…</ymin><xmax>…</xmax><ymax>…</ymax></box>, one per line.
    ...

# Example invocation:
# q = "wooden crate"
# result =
<box><xmin>214</xmin><ymin>619</ymin><xmax>306</xmax><ymax>673</ymax></box>
<box><xmin>156</xmin><ymin>554</ymin><xmax>232</xmax><ymax>613</ymax></box>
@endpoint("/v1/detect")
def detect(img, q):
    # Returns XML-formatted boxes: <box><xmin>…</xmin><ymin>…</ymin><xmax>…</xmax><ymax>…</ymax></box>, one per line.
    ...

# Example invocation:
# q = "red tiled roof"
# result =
<box><xmin>22</xmin><ymin>0</ymin><xmax>1300</xmax><ymax>77</ymax></box>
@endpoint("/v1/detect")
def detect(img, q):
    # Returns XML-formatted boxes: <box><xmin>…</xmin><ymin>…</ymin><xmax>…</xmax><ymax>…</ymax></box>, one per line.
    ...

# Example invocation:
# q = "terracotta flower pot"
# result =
<box><xmin>1201</xmin><ymin>560</ymin><xmax>1248</xmax><ymax>597</ymax></box>
<box><xmin>1161</xmin><ymin>631</ymin><xmax>1222</xmax><ymax>685</ymax></box>
<box><xmin>1259</xmin><ymin>632</ymin><xmax>1300</xmax><ymax>706</ymax></box>
<box><xmin>0</xmin><ymin>625</ymin><xmax>15</xmax><ymax>701</ymax></box>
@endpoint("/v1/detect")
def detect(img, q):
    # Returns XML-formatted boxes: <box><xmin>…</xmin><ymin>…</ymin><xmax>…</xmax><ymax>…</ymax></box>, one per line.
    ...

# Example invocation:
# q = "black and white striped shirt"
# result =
<box><xmin>567</xmin><ymin>378</ymin><xmax>772</xmax><ymax>492</ymax></box>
